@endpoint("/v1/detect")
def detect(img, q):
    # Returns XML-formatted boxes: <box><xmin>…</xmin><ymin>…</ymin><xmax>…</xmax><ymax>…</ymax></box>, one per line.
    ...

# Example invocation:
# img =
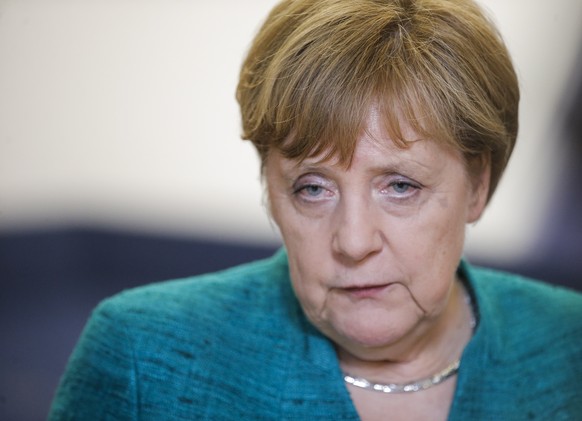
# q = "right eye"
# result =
<box><xmin>292</xmin><ymin>174</ymin><xmax>335</xmax><ymax>203</ymax></box>
<box><xmin>299</xmin><ymin>184</ymin><xmax>325</xmax><ymax>197</ymax></box>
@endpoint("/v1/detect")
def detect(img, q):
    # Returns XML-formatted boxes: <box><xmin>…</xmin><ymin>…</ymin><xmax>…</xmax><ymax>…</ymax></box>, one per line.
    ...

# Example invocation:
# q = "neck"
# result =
<box><xmin>336</xmin><ymin>280</ymin><xmax>474</xmax><ymax>383</ymax></box>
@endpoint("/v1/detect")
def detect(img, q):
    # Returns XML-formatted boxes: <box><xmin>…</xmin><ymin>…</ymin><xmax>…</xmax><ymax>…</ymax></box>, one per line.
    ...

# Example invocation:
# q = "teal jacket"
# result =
<box><xmin>49</xmin><ymin>249</ymin><xmax>582</xmax><ymax>420</ymax></box>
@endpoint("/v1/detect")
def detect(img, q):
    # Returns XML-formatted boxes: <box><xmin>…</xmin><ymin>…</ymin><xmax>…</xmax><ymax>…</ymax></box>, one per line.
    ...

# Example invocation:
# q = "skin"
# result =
<box><xmin>266</xmin><ymin>108</ymin><xmax>489</xmax><ymax>378</ymax></box>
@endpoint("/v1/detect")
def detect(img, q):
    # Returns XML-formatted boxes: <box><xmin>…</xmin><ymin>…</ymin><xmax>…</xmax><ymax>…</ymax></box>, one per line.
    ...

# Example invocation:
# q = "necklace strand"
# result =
<box><xmin>343</xmin><ymin>359</ymin><xmax>460</xmax><ymax>394</ymax></box>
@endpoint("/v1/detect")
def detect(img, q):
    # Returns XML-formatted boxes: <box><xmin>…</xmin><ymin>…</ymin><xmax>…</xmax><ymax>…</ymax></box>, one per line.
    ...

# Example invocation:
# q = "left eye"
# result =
<box><xmin>300</xmin><ymin>185</ymin><xmax>325</xmax><ymax>197</ymax></box>
<box><xmin>391</xmin><ymin>181</ymin><xmax>412</xmax><ymax>194</ymax></box>
<box><xmin>382</xmin><ymin>178</ymin><xmax>420</xmax><ymax>198</ymax></box>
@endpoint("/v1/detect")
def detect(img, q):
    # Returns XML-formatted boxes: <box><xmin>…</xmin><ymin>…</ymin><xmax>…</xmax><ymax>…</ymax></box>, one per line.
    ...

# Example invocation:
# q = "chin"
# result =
<box><xmin>328</xmin><ymin>310</ymin><xmax>419</xmax><ymax>351</ymax></box>
<box><xmin>346</xmin><ymin>327</ymin><xmax>409</xmax><ymax>350</ymax></box>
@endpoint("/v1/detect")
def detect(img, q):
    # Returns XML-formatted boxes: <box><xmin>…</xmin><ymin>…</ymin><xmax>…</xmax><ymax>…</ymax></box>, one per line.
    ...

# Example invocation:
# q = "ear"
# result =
<box><xmin>467</xmin><ymin>154</ymin><xmax>491</xmax><ymax>224</ymax></box>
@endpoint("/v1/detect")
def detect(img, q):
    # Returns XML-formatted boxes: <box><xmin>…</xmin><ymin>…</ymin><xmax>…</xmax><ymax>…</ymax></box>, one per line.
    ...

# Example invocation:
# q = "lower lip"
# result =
<box><xmin>344</xmin><ymin>284</ymin><xmax>391</xmax><ymax>299</ymax></box>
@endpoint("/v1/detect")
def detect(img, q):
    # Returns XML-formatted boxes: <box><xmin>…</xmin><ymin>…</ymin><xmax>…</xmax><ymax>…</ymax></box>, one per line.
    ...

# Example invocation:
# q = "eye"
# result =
<box><xmin>301</xmin><ymin>184</ymin><xmax>325</xmax><ymax>197</ymax></box>
<box><xmin>391</xmin><ymin>181</ymin><xmax>413</xmax><ymax>194</ymax></box>
<box><xmin>294</xmin><ymin>183</ymin><xmax>329</xmax><ymax>201</ymax></box>
<box><xmin>381</xmin><ymin>177</ymin><xmax>421</xmax><ymax>199</ymax></box>
<box><xmin>292</xmin><ymin>174</ymin><xmax>335</xmax><ymax>203</ymax></box>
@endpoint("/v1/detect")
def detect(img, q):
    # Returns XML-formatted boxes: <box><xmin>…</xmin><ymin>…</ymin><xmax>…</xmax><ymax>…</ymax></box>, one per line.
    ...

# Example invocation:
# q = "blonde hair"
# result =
<box><xmin>236</xmin><ymin>0</ymin><xmax>519</xmax><ymax>201</ymax></box>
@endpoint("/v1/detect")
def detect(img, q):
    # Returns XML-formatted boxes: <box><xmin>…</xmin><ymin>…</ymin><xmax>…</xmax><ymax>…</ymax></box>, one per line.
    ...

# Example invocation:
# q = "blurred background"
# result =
<box><xmin>1</xmin><ymin>0</ymin><xmax>581</xmax><ymax>419</ymax></box>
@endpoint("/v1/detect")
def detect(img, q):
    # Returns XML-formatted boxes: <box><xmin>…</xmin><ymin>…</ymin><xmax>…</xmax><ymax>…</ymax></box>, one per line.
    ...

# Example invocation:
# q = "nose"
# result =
<box><xmin>331</xmin><ymin>197</ymin><xmax>383</xmax><ymax>263</ymax></box>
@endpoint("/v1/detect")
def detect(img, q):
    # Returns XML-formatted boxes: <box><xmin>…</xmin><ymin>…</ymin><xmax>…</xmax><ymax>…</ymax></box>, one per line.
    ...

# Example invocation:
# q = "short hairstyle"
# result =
<box><xmin>236</xmin><ymin>0</ymin><xmax>519</xmax><ymax>201</ymax></box>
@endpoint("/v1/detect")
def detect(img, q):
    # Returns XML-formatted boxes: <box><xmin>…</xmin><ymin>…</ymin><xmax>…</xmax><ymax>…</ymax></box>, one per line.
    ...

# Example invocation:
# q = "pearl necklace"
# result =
<box><xmin>343</xmin><ymin>283</ymin><xmax>476</xmax><ymax>394</ymax></box>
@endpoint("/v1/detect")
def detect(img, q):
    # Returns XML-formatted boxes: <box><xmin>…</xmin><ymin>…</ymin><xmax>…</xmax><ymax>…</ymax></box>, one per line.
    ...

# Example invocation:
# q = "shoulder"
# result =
<box><xmin>467</xmin><ymin>263</ymin><xmax>582</xmax><ymax>320</ymax></box>
<box><xmin>50</xmin><ymin>249</ymin><xmax>297</xmax><ymax>419</ymax></box>
<box><xmin>454</xmin><ymin>263</ymin><xmax>582</xmax><ymax>417</ymax></box>
<box><xmin>465</xmin><ymin>262</ymin><xmax>582</xmax><ymax>356</ymax></box>
<box><xmin>95</xmin><ymin>249</ymin><xmax>292</xmax><ymax>334</ymax></box>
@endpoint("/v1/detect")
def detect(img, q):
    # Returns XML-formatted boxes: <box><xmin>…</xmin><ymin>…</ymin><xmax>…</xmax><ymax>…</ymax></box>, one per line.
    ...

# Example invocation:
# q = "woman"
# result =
<box><xmin>50</xmin><ymin>0</ymin><xmax>582</xmax><ymax>419</ymax></box>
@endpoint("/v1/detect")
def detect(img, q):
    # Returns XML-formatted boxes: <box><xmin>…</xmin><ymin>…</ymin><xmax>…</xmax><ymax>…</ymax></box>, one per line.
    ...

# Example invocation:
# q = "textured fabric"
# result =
<box><xmin>49</xmin><ymin>249</ymin><xmax>582</xmax><ymax>420</ymax></box>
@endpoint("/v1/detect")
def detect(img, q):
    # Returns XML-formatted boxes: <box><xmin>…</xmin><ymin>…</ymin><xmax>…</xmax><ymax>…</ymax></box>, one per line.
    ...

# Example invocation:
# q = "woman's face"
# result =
<box><xmin>265</xmin><ymin>109</ymin><xmax>489</xmax><ymax>359</ymax></box>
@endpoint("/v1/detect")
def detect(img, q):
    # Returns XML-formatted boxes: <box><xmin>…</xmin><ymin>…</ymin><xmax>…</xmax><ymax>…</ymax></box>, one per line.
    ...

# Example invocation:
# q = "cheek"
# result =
<box><xmin>399</xmin><ymin>197</ymin><xmax>468</xmax><ymax>310</ymax></box>
<box><xmin>271</xmin><ymin>204</ymin><xmax>327</xmax><ymax>284</ymax></box>
<box><xmin>285</xmin><ymin>238</ymin><xmax>332</xmax><ymax>324</ymax></box>
<box><xmin>285</xmin><ymin>226</ymin><xmax>329</xmax><ymax>287</ymax></box>
<box><xmin>274</xmin><ymin>217</ymin><xmax>337</xmax><ymax>322</ymax></box>
<box><xmin>268</xmin><ymin>186</ymin><xmax>331</xmax><ymax>268</ymax></box>
<box><xmin>400</xmin><ymin>199</ymin><xmax>466</xmax><ymax>260</ymax></box>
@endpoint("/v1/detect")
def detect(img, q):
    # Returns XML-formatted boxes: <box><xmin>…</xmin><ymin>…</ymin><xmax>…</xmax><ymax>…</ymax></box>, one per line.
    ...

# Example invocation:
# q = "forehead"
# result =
<box><xmin>274</xmin><ymin>136</ymin><xmax>463</xmax><ymax>186</ymax></box>
<box><xmin>282</xmin><ymin>109</ymin><xmax>462</xmax><ymax>175</ymax></box>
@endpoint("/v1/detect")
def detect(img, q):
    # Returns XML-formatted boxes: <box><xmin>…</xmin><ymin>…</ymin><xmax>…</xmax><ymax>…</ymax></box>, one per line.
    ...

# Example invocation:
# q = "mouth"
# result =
<box><xmin>342</xmin><ymin>283</ymin><xmax>393</xmax><ymax>299</ymax></box>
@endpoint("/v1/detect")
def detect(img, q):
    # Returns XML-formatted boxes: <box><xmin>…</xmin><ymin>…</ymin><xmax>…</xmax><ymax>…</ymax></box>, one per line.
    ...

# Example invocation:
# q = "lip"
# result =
<box><xmin>341</xmin><ymin>283</ymin><xmax>393</xmax><ymax>299</ymax></box>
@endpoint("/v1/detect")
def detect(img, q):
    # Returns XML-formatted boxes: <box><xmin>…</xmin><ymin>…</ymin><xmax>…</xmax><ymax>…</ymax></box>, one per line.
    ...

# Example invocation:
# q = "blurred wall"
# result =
<box><xmin>1</xmin><ymin>0</ymin><xmax>581</xmax><ymax>257</ymax></box>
